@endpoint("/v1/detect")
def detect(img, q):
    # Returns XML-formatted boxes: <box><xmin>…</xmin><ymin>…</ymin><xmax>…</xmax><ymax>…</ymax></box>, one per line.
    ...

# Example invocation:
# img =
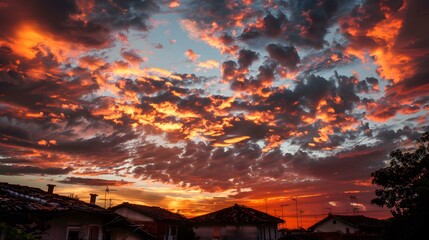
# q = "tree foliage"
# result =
<box><xmin>371</xmin><ymin>131</ymin><xmax>429</xmax><ymax>239</ymax></box>
<box><xmin>371</xmin><ymin>131</ymin><xmax>429</xmax><ymax>215</ymax></box>
<box><xmin>0</xmin><ymin>223</ymin><xmax>35</xmax><ymax>240</ymax></box>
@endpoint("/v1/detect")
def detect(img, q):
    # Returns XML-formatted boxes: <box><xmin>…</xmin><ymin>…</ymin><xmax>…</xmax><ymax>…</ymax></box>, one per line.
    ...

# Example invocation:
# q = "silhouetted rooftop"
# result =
<box><xmin>309</xmin><ymin>214</ymin><xmax>387</xmax><ymax>231</ymax></box>
<box><xmin>0</xmin><ymin>182</ymin><xmax>108</xmax><ymax>214</ymax></box>
<box><xmin>191</xmin><ymin>204</ymin><xmax>284</xmax><ymax>225</ymax></box>
<box><xmin>112</xmin><ymin>202</ymin><xmax>187</xmax><ymax>222</ymax></box>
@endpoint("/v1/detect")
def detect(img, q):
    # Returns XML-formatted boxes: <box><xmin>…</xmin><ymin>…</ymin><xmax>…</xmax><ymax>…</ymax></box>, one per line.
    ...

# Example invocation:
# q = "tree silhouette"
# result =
<box><xmin>371</xmin><ymin>131</ymin><xmax>429</xmax><ymax>239</ymax></box>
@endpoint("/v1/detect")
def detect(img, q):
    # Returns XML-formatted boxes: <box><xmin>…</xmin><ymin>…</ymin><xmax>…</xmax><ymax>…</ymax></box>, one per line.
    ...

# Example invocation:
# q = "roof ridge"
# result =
<box><xmin>191</xmin><ymin>204</ymin><xmax>283</xmax><ymax>225</ymax></box>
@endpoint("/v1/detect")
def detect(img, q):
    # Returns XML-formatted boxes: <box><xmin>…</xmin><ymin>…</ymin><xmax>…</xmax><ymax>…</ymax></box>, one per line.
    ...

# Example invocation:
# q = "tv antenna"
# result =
<box><xmin>350</xmin><ymin>195</ymin><xmax>360</xmax><ymax>215</ymax></box>
<box><xmin>104</xmin><ymin>186</ymin><xmax>117</xmax><ymax>209</ymax></box>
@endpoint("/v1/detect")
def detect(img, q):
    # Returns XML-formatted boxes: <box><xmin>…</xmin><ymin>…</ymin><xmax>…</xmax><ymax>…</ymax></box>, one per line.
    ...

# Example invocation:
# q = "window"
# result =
<box><xmin>170</xmin><ymin>226</ymin><xmax>177</xmax><ymax>236</ymax></box>
<box><xmin>88</xmin><ymin>226</ymin><xmax>100</xmax><ymax>240</ymax></box>
<box><xmin>67</xmin><ymin>227</ymin><xmax>80</xmax><ymax>240</ymax></box>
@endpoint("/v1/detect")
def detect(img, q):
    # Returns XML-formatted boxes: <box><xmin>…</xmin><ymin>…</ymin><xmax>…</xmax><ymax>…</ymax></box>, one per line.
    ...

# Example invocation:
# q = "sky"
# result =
<box><xmin>0</xmin><ymin>0</ymin><xmax>428</xmax><ymax>228</ymax></box>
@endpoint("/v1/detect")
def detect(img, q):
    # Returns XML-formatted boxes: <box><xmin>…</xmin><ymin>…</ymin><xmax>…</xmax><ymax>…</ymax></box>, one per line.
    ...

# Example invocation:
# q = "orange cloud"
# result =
<box><xmin>5</xmin><ymin>23</ymin><xmax>86</xmax><ymax>62</ymax></box>
<box><xmin>197</xmin><ymin>59</ymin><xmax>220</xmax><ymax>69</ymax></box>
<box><xmin>180</xmin><ymin>19</ymin><xmax>238</xmax><ymax>55</ymax></box>
<box><xmin>184</xmin><ymin>49</ymin><xmax>200</xmax><ymax>62</ymax></box>
<box><xmin>169</xmin><ymin>1</ymin><xmax>180</xmax><ymax>8</ymax></box>
<box><xmin>213</xmin><ymin>135</ymin><xmax>251</xmax><ymax>147</ymax></box>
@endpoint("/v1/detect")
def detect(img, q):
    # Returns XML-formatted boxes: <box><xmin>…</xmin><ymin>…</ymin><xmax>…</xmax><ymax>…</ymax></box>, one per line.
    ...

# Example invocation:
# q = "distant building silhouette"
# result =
<box><xmin>111</xmin><ymin>202</ymin><xmax>188</xmax><ymax>240</ymax></box>
<box><xmin>308</xmin><ymin>214</ymin><xmax>387</xmax><ymax>235</ymax></box>
<box><xmin>191</xmin><ymin>204</ymin><xmax>284</xmax><ymax>240</ymax></box>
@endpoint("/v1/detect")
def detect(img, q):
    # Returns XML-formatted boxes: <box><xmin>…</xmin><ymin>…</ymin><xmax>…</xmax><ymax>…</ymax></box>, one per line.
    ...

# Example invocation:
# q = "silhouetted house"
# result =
<box><xmin>111</xmin><ymin>202</ymin><xmax>187</xmax><ymax>240</ymax></box>
<box><xmin>0</xmin><ymin>182</ymin><xmax>153</xmax><ymax>240</ymax></box>
<box><xmin>308</xmin><ymin>214</ymin><xmax>387</xmax><ymax>235</ymax></box>
<box><xmin>190</xmin><ymin>204</ymin><xmax>284</xmax><ymax>240</ymax></box>
<box><xmin>106</xmin><ymin>216</ymin><xmax>156</xmax><ymax>240</ymax></box>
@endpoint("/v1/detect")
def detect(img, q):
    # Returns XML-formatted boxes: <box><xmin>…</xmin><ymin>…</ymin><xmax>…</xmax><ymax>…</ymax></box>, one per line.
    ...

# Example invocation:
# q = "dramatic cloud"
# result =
<box><xmin>0</xmin><ymin>0</ymin><xmax>427</xmax><ymax>227</ymax></box>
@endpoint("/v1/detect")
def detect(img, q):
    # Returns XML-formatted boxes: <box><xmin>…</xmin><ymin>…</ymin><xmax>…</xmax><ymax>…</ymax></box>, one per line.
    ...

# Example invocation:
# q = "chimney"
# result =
<box><xmin>47</xmin><ymin>184</ymin><xmax>56</xmax><ymax>194</ymax></box>
<box><xmin>89</xmin><ymin>193</ymin><xmax>98</xmax><ymax>205</ymax></box>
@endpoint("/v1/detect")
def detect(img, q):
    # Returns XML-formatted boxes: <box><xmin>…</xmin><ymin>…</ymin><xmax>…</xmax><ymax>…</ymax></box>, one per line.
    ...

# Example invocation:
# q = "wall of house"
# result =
<box><xmin>194</xmin><ymin>225</ymin><xmax>279</xmax><ymax>240</ymax></box>
<box><xmin>258</xmin><ymin>225</ymin><xmax>279</xmax><ymax>240</ymax></box>
<box><xmin>115</xmin><ymin>207</ymin><xmax>154</xmax><ymax>222</ymax></box>
<box><xmin>40</xmin><ymin>212</ymin><xmax>104</xmax><ymax>240</ymax></box>
<box><xmin>109</xmin><ymin>228</ymin><xmax>145</xmax><ymax>240</ymax></box>
<box><xmin>313</xmin><ymin>219</ymin><xmax>359</xmax><ymax>234</ymax></box>
<box><xmin>115</xmin><ymin>207</ymin><xmax>177</xmax><ymax>240</ymax></box>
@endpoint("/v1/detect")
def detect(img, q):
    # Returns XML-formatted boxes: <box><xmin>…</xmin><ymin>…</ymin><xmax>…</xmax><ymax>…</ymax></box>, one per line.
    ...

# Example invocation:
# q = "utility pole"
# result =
<box><xmin>264</xmin><ymin>198</ymin><xmax>268</xmax><ymax>213</ymax></box>
<box><xmin>280</xmin><ymin>204</ymin><xmax>289</xmax><ymax>229</ymax></box>
<box><xmin>104</xmin><ymin>186</ymin><xmax>108</xmax><ymax>209</ymax></box>
<box><xmin>325</xmin><ymin>208</ymin><xmax>332</xmax><ymax>215</ymax></box>
<box><xmin>274</xmin><ymin>208</ymin><xmax>282</xmax><ymax>229</ymax></box>
<box><xmin>350</xmin><ymin>195</ymin><xmax>359</xmax><ymax>215</ymax></box>
<box><xmin>292</xmin><ymin>197</ymin><xmax>299</xmax><ymax>228</ymax></box>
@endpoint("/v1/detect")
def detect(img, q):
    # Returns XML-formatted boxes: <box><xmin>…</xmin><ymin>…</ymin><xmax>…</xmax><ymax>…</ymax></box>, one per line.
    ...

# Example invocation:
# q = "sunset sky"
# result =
<box><xmin>0</xmin><ymin>0</ymin><xmax>428</xmax><ymax>228</ymax></box>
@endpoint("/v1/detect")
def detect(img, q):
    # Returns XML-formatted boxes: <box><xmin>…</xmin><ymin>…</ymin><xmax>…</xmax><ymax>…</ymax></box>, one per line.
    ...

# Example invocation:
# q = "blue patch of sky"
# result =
<box><xmin>128</xmin><ymin>12</ymin><xmax>226</xmax><ymax>77</ymax></box>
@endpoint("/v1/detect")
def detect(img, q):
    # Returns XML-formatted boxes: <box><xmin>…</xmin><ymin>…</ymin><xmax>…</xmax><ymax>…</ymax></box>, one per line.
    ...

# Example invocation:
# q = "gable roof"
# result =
<box><xmin>0</xmin><ymin>182</ymin><xmax>109</xmax><ymax>215</ymax></box>
<box><xmin>308</xmin><ymin>214</ymin><xmax>387</xmax><ymax>231</ymax></box>
<box><xmin>190</xmin><ymin>204</ymin><xmax>284</xmax><ymax>225</ymax></box>
<box><xmin>112</xmin><ymin>202</ymin><xmax>187</xmax><ymax>222</ymax></box>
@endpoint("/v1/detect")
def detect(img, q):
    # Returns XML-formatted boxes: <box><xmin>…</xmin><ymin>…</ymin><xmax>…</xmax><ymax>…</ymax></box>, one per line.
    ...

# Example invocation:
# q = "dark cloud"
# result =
<box><xmin>185</xmin><ymin>0</ymin><xmax>259</xmax><ymax>28</ymax></box>
<box><xmin>257</xmin><ymin>61</ymin><xmax>277</xmax><ymax>84</ymax></box>
<box><xmin>261</xmin><ymin>12</ymin><xmax>287</xmax><ymax>37</ymax></box>
<box><xmin>357</xmin><ymin>77</ymin><xmax>379</xmax><ymax>94</ymax></box>
<box><xmin>295</xmin><ymin>75</ymin><xmax>334</xmax><ymax>105</ymax></box>
<box><xmin>375</xmin><ymin>126</ymin><xmax>422</xmax><ymax>147</ymax></box>
<box><xmin>237</xmin><ymin>0</ymin><xmax>356</xmax><ymax>48</ymax></box>
<box><xmin>266</xmin><ymin>44</ymin><xmax>300</xmax><ymax>70</ymax></box>
<box><xmin>237</xmin><ymin>49</ymin><xmax>259</xmax><ymax>70</ymax></box>
<box><xmin>286</xmin><ymin>0</ymin><xmax>356</xmax><ymax>48</ymax></box>
<box><xmin>221</xmin><ymin>60</ymin><xmax>238</xmax><ymax>80</ymax></box>
<box><xmin>286</xmin><ymin>144</ymin><xmax>388</xmax><ymax>181</ymax></box>
<box><xmin>0</xmin><ymin>165</ymin><xmax>73</xmax><ymax>176</ymax></box>
<box><xmin>0</xmin><ymin>124</ymin><xmax>31</xmax><ymax>142</ymax></box>
<box><xmin>59</xmin><ymin>177</ymin><xmax>134</xmax><ymax>186</ymax></box>
<box><xmin>219</xmin><ymin>33</ymin><xmax>235</xmax><ymax>46</ymax></box>
<box><xmin>239</xmin><ymin>29</ymin><xmax>262</xmax><ymax>42</ymax></box>
<box><xmin>239</xmin><ymin>12</ymin><xmax>288</xmax><ymax>41</ymax></box>
<box><xmin>0</xmin><ymin>0</ymin><xmax>159</xmax><ymax>47</ymax></box>
<box><xmin>395</xmin><ymin>0</ymin><xmax>429</xmax><ymax>50</ymax></box>
<box><xmin>121</xmin><ymin>49</ymin><xmax>145</xmax><ymax>65</ymax></box>
<box><xmin>154</xmin><ymin>43</ymin><xmax>164</xmax><ymax>49</ymax></box>
<box><xmin>0</xmin><ymin>158</ymin><xmax>32</xmax><ymax>164</ymax></box>
<box><xmin>92</xmin><ymin>0</ymin><xmax>160</xmax><ymax>31</ymax></box>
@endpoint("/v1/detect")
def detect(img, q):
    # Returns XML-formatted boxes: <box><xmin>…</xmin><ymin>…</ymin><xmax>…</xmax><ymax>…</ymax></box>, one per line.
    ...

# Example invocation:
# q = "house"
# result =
<box><xmin>105</xmin><ymin>216</ymin><xmax>156</xmax><ymax>240</ymax></box>
<box><xmin>0</xmin><ymin>182</ymin><xmax>111</xmax><ymax>240</ymax></box>
<box><xmin>111</xmin><ymin>202</ymin><xmax>188</xmax><ymax>240</ymax></box>
<box><xmin>0</xmin><ymin>182</ymin><xmax>153</xmax><ymax>240</ymax></box>
<box><xmin>308</xmin><ymin>214</ymin><xmax>387</xmax><ymax>235</ymax></box>
<box><xmin>190</xmin><ymin>204</ymin><xmax>284</xmax><ymax>240</ymax></box>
